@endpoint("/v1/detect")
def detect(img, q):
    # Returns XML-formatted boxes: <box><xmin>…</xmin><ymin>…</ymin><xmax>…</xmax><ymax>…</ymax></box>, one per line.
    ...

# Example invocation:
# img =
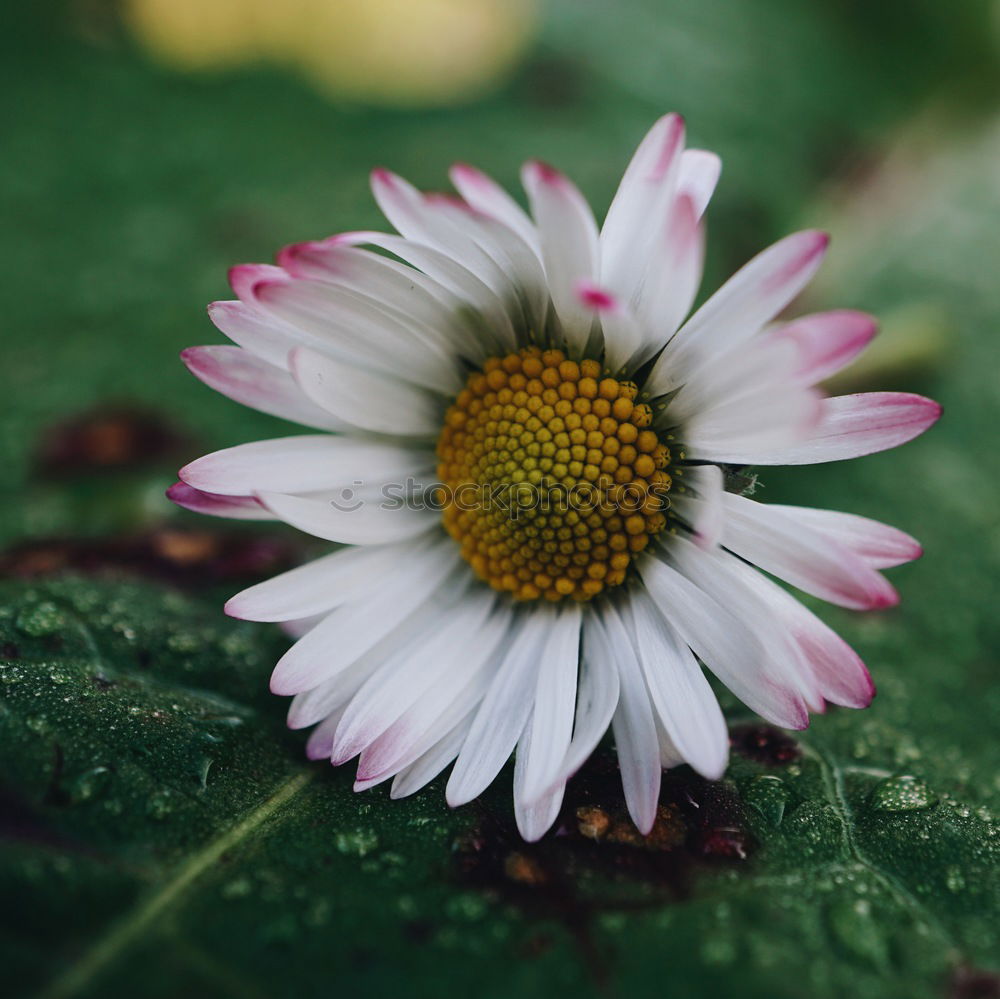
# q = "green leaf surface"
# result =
<box><xmin>2</xmin><ymin>575</ymin><xmax>997</xmax><ymax>999</ymax></box>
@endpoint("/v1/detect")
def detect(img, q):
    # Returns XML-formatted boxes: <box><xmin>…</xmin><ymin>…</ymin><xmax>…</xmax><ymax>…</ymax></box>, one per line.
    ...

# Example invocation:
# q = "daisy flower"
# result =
<box><xmin>170</xmin><ymin>114</ymin><xmax>941</xmax><ymax>840</ymax></box>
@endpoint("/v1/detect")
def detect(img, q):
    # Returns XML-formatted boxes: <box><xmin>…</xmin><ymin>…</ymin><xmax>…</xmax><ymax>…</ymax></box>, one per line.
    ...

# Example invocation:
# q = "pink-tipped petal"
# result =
<box><xmin>641</xmin><ymin>548</ymin><xmax>812</xmax><ymax>729</ymax></box>
<box><xmin>574</xmin><ymin>281</ymin><xmax>644</xmax><ymax>371</ymax></box>
<box><xmin>229</xmin><ymin>263</ymin><xmax>286</xmax><ymax>302</ymax></box>
<box><xmin>712</xmin><ymin>552</ymin><xmax>876</xmax><ymax>710</ymax></box>
<box><xmin>166</xmin><ymin>481</ymin><xmax>272</xmax><ymax>521</ymax></box>
<box><xmin>522</xmin><ymin>160</ymin><xmax>600</xmax><ymax>354</ymax></box>
<box><xmin>449</xmin><ymin>163</ymin><xmax>539</xmax><ymax>251</ymax></box>
<box><xmin>676</xmin><ymin>149</ymin><xmax>721</xmax><ymax>218</ymax></box>
<box><xmin>630</xmin><ymin>191</ymin><xmax>706</xmax><ymax>363</ymax></box>
<box><xmin>575</xmin><ymin>281</ymin><xmax>618</xmax><ymax>311</ymax></box>
<box><xmin>768</xmin><ymin>506</ymin><xmax>923</xmax><ymax>569</ymax></box>
<box><xmin>649</xmin><ymin>230</ymin><xmax>830</xmax><ymax>395</ymax></box>
<box><xmin>769</xmin><ymin>310</ymin><xmax>878</xmax><ymax>385</ymax></box>
<box><xmin>181</xmin><ymin>345</ymin><xmax>344</xmax><ymax>431</ymax></box>
<box><xmin>724</xmin><ymin>392</ymin><xmax>942</xmax><ymax>465</ymax></box>
<box><xmin>720</xmin><ymin>492</ymin><xmax>900</xmax><ymax>611</ymax></box>
<box><xmin>601</xmin><ymin>113</ymin><xmax>686</xmax><ymax>274</ymax></box>
<box><xmin>207</xmin><ymin>301</ymin><xmax>299</xmax><ymax>369</ymax></box>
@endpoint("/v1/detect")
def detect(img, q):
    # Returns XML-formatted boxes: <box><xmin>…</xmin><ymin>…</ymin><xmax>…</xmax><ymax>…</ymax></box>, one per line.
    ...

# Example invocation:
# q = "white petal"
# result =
<box><xmin>334</xmin><ymin>230</ymin><xmax>518</xmax><ymax>354</ymax></box>
<box><xmin>425</xmin><ymin>194</ymin><xmax>549</xmax><ymax>333</ymax></box>
<box><xmin>181</xmin><ymin>345</ymin><xmax>344</xmax><ymax>431</ymax></box>
<box><xmin>625</xmin><ymin>592</ymin><xmax>728</xmax><ymax>779</ymax></box>
<box><xmin>180</xmin><ymin>435</ymin><xmax>433</xmax><ymax>497</ymax></box>
<box><xmin>269</xmin><ymin>539</ymin><xmax>461</xmax><ymax>695</ymax></box>
<box><xmin>253</xmin><ymin>276</ymin><xmax>462</xmax><ymax>395</ymax></box>
<box><xmin>719</xmin><ymin>493</ymin><xmax>899</xmax><ymax>610</ymax></box>
<box><xmin>331</xmin><ymin>587</ymin><xmax>497</xmax><ymax>763</ymax></box>
<box><xmin>722</xmin><ymin>392</ymin><xmax>942</xmax><ymax>465</ymax></box>
<box><xmin>522</xmin><ymin>160</ymin><xmax>600</xmax><ymax>354</ymax></box>
<box><xmin>446</xmin><ymin>608</ymin><xmax>555</xmax><ymax>806</ymax></box>
<box><xmin>682</xmin><ymin>385</ymin><xmax>824</xmax><ymax>463</ymax></box>
<box><xmin>371</xmin><ymin>170</ymin><xmax>516</xmax><ymax>308</ymax></box>
<box><xmin>551</xmin><ymin>619</ymin><xmax>621</xmax><ymax>785</ymax></box>
<box><xmin>356</xmin><ymin>601</ymin><xmax>513</xmax><ymax>785</ymax></box>
<box><xmin>648</xmin><ymin>230</ymin><xmax>829</xmax><ymax>395</ymax></box>
<box><xmin>514</xmin><ymin>715</ymin><xmax>566</xmax><ymax>842</ymax></box>
<box><xmin>666</xmin><ymin>329</ymin><xmax>805</xmax><ymax>425</ymax></box>
<box><xmin>287</xmin><ymin>614</ymin><xmax>430</xmax><ymax>730</ymax></box>
<box><xmin>289</xmin><ymin>654</ymin><xmax>380</xmax><ymax>732</ymax></box>
<box><xmin>258</xmin><ymin>489</ymin><xmax>437</xmax><ymax>546</ymax></box>
<box><xmin>516</xmin><ymin>604</ymin><xmax>582</xmax><ymax>804</ymax></box>
<box><xmin>671</xmin><ymin>464</ymin><xmax>724</xmax><ymax>549</ymax></box>
<box><xmin>288</xmin><ymin>346</ymin><xmax>441</xmax><ymax>437</ymax></box>
<box><xmin>596</xmin><ymin>604</ymin><xmax>661</xmax><ymax>835</ymax></box>
<box><xmin>225</xmin><ymin>539</ymin><xmax>424</xmax><ymax>622</ymax></box>
<box><xmin>390</xmin><ymin>715</ymin><xmax>474</xmax><ymax>799</ymax></box>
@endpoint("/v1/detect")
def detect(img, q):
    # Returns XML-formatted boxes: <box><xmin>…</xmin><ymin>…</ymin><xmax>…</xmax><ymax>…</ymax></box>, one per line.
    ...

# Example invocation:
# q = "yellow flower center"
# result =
<box><xmin>436</xmin><ymin>348</ymin><xmax>672</xmax><ymax>602</ymax></box>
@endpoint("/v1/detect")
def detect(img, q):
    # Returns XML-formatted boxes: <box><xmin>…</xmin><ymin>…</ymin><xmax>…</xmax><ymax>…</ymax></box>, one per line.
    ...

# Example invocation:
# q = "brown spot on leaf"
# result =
<box><xmin>456</xmin><ymin>756</ymin><xmax>752</xmax><ymax>986</ymax></box>
<box><xmin>730</xmin><ymin>724</ymin><xmax>802</xmax><ymax>765</ymax></box>
<box><xmin>692</xmin><ymin>826</ymin><xmax>750</xmax><ymax>860</ymax></box>
<box><xmin>576</xmin><ymin>805</ymin><xmax>612</xmax><ymax>841</ymax></box>
<box><xmin>505</xmin><ymin>852</ymin><xmax>549</xmax><ymax>885</ymax></box>
<box><xmin>35</xmin><ymin>404</ymin><xmax>189</xmax><ymax>478</ymax></box>
<box><xmin>951</xmin><ymin>966</ymin><xmax>1000</xmax><ymax>999</ymax></box>
<box><xmin>0</xmin><ymin>529</ymin><xmax>301</xmax><ymax>587</ymax></box>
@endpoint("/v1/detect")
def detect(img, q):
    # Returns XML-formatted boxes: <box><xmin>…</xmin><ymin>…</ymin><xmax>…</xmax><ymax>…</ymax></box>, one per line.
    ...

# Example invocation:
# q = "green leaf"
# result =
<box><xmin>2</xmin><ymin>566</ymin><xmax>997</xmax><ymax>999</ymax></box>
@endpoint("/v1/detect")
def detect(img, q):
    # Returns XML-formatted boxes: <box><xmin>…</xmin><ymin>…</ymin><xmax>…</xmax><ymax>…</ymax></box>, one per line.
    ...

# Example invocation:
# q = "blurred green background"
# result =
<box><xmin>2</xmin><ymin>2</ymin><xmax>999</xmax><ymax>997</ymax></box>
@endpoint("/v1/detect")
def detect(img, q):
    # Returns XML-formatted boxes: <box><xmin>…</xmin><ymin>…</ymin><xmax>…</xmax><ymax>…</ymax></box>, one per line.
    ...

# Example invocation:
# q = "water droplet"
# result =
<box><xmin>445</xmin><ymin>893</ymin><xmax>488</xmax><ymax>922</ymax></box>
<box><xmin>146</xmin><ymin>789</ymin><xmax>174</xmax><ymax>820</ymax></box>
<box><xmin>304</xmin><ymin>898</ymin><xmax>331</xmax><ymax>927</ymax></box>
<box><xmin>700</xmin><ymin>937</ymin><xmax>737</xmax><ymax>966</ymax></box>
<box><xmin>195</xmin><ymin>755</ymin><xmax>213</xmax><ymax>790</ymax></box>
<box><xmin>743</xmin><ymin>775</ymin><xmax>790</xmax><ymax>827</ymax></box>
<box><xmin>69</xmin><ymin>766</ymin><xmax>113</xmax><ymax>804</ymax></box>
<box><xmin>869</xmin><ymin>775</ymin><xmax>937</xmax><ymax>813</ymax></box>
<box><xmin>946</xmin><ymin>866</ymin><xmax>966</xmax><ymax>893</ymax></box>
<box><xmin>221</xmin><ymin>877</ymin><xmax>252</xmax><ymax>900</ymax></box>
<box><xmin>827</xmin><ymin>898</ymin><xmax>889</xmax><ymax>967</ymax></box>
<box><xmin>16</xmin><ymin>602</ymin><xmax>65</xmax><ymax>637</ymax></box>
<box><xmin>335</xmin><ymin>829</ymin><xmax>379</xmax><ymax>857</ymax></box>
<box><xmin>167</xmin><ymin>631</ymin><xmax>205</xmax><ymax>654</ymax></box>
